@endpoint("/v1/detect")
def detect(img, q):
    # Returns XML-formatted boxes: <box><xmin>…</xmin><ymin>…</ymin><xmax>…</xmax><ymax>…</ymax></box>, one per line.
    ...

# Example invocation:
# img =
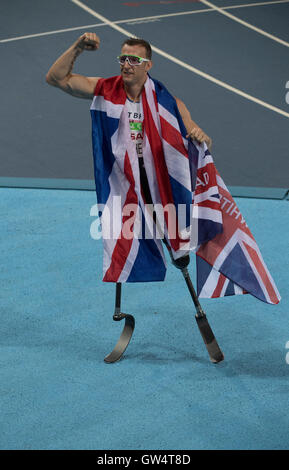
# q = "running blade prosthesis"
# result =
<box><xmin>181</xmin><ymin>267</ymin><xmax>224</xmax><ymax>363</ymax></box>
<box><xmin>171</xmin><ymin>253</ymin><xmax>224</xmax><ymax>364</ymax></box>
<box><xmin>104</xmin><ymin>283</ymin><xmax>135</xmax><ymax>363</ymax></box>
<box><xmin>104</xmin><ymin>262</ymin><xmax>224</xmax><ymax>364</ymax></box>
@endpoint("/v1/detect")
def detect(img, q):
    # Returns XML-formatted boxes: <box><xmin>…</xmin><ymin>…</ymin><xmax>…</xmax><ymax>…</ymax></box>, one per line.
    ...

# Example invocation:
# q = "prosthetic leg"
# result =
<box><xmin>104</xmin><ymin>283</ymin><xmax>135</xmax><ymax>363</ymax></box>
<box><xmin>170</xmin><ymin>252</ymin><xmax>224</xmax><ymax>363</ymax></box>
<box><xmin>104</xmin><ymin>158</ymin><xmax>224</xmax><ymax>363</ymax></box>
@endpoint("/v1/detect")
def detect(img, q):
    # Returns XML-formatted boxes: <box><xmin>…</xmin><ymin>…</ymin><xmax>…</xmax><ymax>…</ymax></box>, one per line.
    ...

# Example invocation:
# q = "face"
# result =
<box><xmin>120</xmin><ymin>44</ymin><xmax>152</xmax><ymax>86</ymax></box>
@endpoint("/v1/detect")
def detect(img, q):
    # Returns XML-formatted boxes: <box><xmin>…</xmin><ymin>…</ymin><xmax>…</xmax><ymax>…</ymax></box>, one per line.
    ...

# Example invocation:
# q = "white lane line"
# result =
<box><xmin>1</xmin><ymin>0</ymin><xmax>289</xmax><ymax>43</ymax></box>
<box><xmin>0</xmin><ymin>23</ymin><xmax>106</xmax><ymax>43</ymax></box>
<box><xmin>0</xmin><ymin>11</ymin><xmax>209</xmax><ymax>43</ymax></box>
<box><xmin>199</xmin><ymin>0</ymin><xmax>289</xmax><ymax>47</ymax></box>
<box><xmin>70</xmin><ymin>0</ymin><xmax>289</xmax><ymax>119</ymax></box>
<box><xmin>225</xmin><ymin>0</ymin><xmax>289</xmax><ymax>8</ymax></box>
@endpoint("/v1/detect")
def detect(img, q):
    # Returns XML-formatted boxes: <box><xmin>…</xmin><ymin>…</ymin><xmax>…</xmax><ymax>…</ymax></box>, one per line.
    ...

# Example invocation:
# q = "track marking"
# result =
<box><xmin>199</xmin><ymin>0</ymin><xmax>289</xmax><ymax>47</ymax></box>
<box><xmin>123</xmin><ymin>0</ymin><xmax>199</xmax><ymax>4</ymax></box>
<box><xmin>0</xmin><ymin>23</ymin><xmax>106</xmax><ymax>43</ymax></box>
<box><xmin>70</xmin><ymin>0</ymin><xmax>289</xmax><ymax>119</ymax></box>
<box><xmin>1</xmin><ymin>0</ymin><xmax>289</xmax><ymax>43</ymax></box>
<box><xmin>1</xmin><ymin>1</ymin><xmax>288</xmax><ymax>117</ymax></box>
<box><xmin>233</xmin><ymin>0</ymin><xmax>289</xmax><ymax>8</ymax></box>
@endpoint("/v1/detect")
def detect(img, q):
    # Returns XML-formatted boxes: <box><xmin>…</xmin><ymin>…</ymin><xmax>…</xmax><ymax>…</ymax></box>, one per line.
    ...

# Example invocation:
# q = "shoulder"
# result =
<box><xmin>175</xmin><ymin>97</ymin><xmax>187</xmax><ymax>111</ymax></box>
<box><xmin>94</xmin><ymin>75</ymin><xmax>123</xmax><ymax>95</ymax></box>
<box><xmin>93</xmin><ymin>75</ymin><xmax>126</xmax><ymax>104</ymax></box>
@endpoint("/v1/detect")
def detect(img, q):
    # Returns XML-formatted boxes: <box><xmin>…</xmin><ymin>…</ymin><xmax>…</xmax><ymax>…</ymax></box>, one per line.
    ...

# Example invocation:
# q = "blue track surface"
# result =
<box><xmin>0</xmin><ymin>187</ymin><xmax>288</xmax><ymax>450</ymax></box>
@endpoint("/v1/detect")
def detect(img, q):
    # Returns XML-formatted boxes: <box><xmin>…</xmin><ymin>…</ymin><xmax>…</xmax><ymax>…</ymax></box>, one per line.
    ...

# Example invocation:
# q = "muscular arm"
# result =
<box><xmin>46</xmin><ymin>33</ymin><xmax>100</xmax><ymax>99</ymax></box>
<box><xmin>175</xmin><ymin>97</ymin><xmax>212</xmax><ymax>151</ymax></box>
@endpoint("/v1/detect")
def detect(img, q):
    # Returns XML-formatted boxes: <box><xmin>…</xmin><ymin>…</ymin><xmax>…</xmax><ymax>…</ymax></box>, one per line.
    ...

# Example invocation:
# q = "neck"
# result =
<box><xmin>124</xmin><ymin>76</ymin><xmax>147</xmax><ymax>102</ymax></box>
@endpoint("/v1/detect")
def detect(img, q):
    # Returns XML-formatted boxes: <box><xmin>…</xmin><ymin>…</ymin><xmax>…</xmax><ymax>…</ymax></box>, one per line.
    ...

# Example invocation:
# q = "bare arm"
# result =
<box><xmin>175</xmin><ymin>97</ymin><xmax>212</xmax><ymax>151</ymax></box>
<box><xmin>46</xmin><ymin>33</ymin><xmax>101</xmax><ymax>99</ymax></box>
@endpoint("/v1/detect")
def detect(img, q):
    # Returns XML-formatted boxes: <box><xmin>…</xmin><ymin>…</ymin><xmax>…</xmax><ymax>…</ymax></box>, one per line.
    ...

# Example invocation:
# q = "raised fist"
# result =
<box><xmin>76</xmin><ymin>32</ymin><xmax>100</xmax><ymax>51</ymax></box>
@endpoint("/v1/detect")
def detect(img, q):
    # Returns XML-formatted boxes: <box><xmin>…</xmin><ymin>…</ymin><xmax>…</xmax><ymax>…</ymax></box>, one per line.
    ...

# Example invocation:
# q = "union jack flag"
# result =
<box><xmin>193</xmin><ymin>142</ymin><xmax>281</xmax><ymax>304</ymax></box>
<box><xmin>90</xmin><ymin>74</ymin><xmax>192</xmax><ymax>282</ymax></box>
<box><xmin>90</xmin><ymin>74</ymin><xmax>280</xmax><ymax>304</ymax></box>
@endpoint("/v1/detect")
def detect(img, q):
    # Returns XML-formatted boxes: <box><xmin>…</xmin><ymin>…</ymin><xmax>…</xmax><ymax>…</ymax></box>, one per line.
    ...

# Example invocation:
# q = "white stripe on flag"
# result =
<box><xmin>162</xmin><ymin>140</ymin><xmax>191</xmax><ymax>191</ymax></box>
<box><xmin>90</xmin><ymin>95</ymin><xmax>123</xmax><ymax>119</ymax></box>
<box><xmin>240</xmin><ymin>240</ymin><xmax>273</xmax><ymax>303</ymax></box>
<box><xmin>220</xmin><ymin>278</ymin><xmax>229</xmax><ymax>297</ymax></box>
<box><xmin>158</xmin><ymin>104</ymin><xmax>189</xmax><ymax>149</ymax></box>
<box><xmin>192</xmin><ymin>205</ymin><xmax>223</xmax><ymax>224</ymax></box>
<box><xmin>117</xmin><ymin>237</ymin><xmax>140</xmax><ymax>282</ymax></box>
<box><xmin>234</xmin><ymin>283</ymin><xmax>243</xmax><ymax>295</ymax></box>
<box><xmin>158</xmin><ymin>103</ymin><xmax>180</xmax><ymax>133</ymax></box>
<box><xmin>196</xmin><ymin>152</ymin><xmax>214</xmax><ymax>169</ymax></box>
<box><xmin>144</xmin><ymin>79</ymin><xmax>161</xmax><ymax>134</ymax></box>
<box><xmin>102</xmin><ymin>163</ymin><xmax>131</xmax><ymax>276</ymax></box>
<box><xmin>211</xmin><ymin>227</ymin><xmax>280</xmax><ymax>303</ymax></box>
<box><xmin>212</xmin><ymin>228</ymin><xmax>255</xmax><ymax>271</ymax></box>
<box><xmin>216</xmin><ymin>174</ymin><xmax>229</xmax><ymax>192</ymax></box>
<box><xmin>198</xmin><ymin>269</ymin><xmax>221</xmax><ymax>298</ymax></box>
<box><xmin>194</xmin><ymin>186</ymin><xmax>220</xmax><ymax>203</ymax></box>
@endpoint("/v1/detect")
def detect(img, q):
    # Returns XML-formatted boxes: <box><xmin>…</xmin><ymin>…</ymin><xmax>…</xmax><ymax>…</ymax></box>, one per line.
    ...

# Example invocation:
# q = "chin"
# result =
<box><xmin>122</xmin><ymin>72</ymin><xmax>134</xmax><ymax>80</ymax></box>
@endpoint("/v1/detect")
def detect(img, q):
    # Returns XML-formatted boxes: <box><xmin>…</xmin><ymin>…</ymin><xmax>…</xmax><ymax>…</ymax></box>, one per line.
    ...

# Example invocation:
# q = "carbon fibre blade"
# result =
<box><xmin>104</xmin><ymin>313</ymin><xmax>135</xmax><ymax>363</ymax></box>
<box><xmin>179</xmin><ymin>266</ymin><xmax>224</xmax><ymax>363</ymax></box>
<box><xmin>195</xmin><ymin>314</ymin><xmax>224</xmax><ymax>363</ymax></box>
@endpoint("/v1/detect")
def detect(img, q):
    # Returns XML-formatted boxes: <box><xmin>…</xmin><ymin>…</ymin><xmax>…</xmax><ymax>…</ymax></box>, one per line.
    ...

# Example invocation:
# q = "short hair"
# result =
<box><xmin>121</xmin><ymin>37</ymin><xmax>152</xmax><ymax>60</ymax></box>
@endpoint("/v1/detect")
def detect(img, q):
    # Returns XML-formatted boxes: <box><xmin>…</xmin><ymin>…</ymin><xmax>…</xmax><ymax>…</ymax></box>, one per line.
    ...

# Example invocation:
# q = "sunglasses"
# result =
<box><xmin>117</xmin><ymin>54</ymin><xmax>149</xmax><ymax>66</ymax></box>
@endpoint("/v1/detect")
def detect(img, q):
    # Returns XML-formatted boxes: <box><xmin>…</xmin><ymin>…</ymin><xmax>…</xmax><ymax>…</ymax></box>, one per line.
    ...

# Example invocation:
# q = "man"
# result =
<box><xmin>46</xmin><ymin>33</ymin><xmax>212</xmax><ymax>280</ymax></box>
<box><xmin>46</xmin><ymin>32</ymin><xmax>212</xmax><ymax>147</ymax></box>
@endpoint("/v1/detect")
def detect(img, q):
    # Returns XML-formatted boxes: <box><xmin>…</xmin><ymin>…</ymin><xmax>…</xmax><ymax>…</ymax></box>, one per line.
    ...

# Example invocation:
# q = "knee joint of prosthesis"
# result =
<box><xmin>172</xmin><ymin>254</ymin><xmax>190</xmax><ymax>270</ymax></box>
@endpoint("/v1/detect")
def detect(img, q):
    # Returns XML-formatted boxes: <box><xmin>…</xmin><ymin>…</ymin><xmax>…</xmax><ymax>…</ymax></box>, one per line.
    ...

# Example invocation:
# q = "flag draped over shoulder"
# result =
<box><xmin>90</xmin><ymin>74</ymin><xmax>280</xmax><ymax>304</ymax></box>
<box><xmin>90</xmin><ymin>74</ymin><xmax>191</xmax><ymax>283</ymax></box>
<box><xmin>193</xmin><ymin>144</ymin><xmax>281</xmax><ymax>304</ymax></box>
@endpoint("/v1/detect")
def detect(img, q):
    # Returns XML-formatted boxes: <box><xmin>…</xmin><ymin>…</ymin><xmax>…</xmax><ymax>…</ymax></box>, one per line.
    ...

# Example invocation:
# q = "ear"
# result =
<box><xmin>145</xmin><ymin>60</ymin><xmax>153</xmax><ymax>72</ymax></box>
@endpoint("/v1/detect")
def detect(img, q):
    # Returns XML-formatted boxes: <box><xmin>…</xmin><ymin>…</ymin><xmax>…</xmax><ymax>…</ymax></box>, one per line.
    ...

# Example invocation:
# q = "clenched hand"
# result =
<box><xmin>75</xmin><ymin>32</ymin><xmax>100</xmax><ymax>51</ymax></box>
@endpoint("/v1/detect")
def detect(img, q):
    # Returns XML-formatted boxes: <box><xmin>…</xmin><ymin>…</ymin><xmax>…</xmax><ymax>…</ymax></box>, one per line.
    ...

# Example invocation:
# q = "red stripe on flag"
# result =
<box><xmin>160</xmin><ymin>115</ymin><xmax>188</xmax><ymax>158</ymax></box>
<box><xmin>198</xmin><ymin>200</ymin><xmax>221</xmax><ymax>210</ymax></box>
<box><xmin>142</xmin><ymin>90</ymin><xmax>181</xmax><ymax>250</ymax></box>
<box><xmin>94</xmin><ymin>76</ymin><xmax>126</xmax><ymax>105</ymax></box>
<box><xmin>212</xmin><ymin>273</ymin><xmax>227</xmax><ymax>298</ymax></box>
<box><xmin>152</xmin><ymin>89</ymin><xmax>159</xmax><ymax>110</ymax></box>
<box><xmin>103</xmin><ymin>152</ymin><xmax>138</xmax><ymax>282</ymax></box>
<box><xmin>195</xmin><ymin>163</ymin><xmax>218</xmax><ymax>195</ymax></box>
<box><xmin>243</xmin><ymin>241</ymin><xmax>280</xmax><ymax>304</ymax></box>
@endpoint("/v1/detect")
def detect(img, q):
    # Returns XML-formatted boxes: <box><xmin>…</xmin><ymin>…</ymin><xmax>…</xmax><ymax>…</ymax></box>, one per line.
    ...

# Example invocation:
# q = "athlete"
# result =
<box><xmin>46</xmin><ymin>32</ymin><xmax>212</xmax><ymax>268</ymax></box>
<box><xmin>46</xmin><ymin>32</ymin><xmax>212</xmax><ymax>150</ymax></box>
